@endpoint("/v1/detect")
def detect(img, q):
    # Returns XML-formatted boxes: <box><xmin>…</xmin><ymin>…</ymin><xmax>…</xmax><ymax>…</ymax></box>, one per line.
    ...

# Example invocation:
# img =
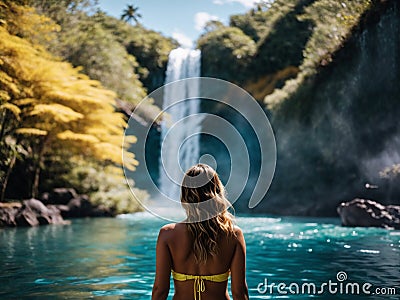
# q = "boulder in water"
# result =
<box><xmin>41</xmin><ymin>188</ymin><xmax>78</xmax><ymax>205</ymax></box>
<box><xmin>64</xmin><ymin>195</ymin><xmax>93</xmax><ymax>218</ymax></box>
<box><xmin>54</xmin><ymin>196</ymin><xmax>114</xmax><ymax>218</ymax></box>
<box><xmin>337</xmin><ymin>198</ymin><xmax>400</xmax><ymax>229</ymax></box>
<box><xmin>0</xmin><ymin>202</ymin><xmax>21</xmax><ymax>227</ymax></box>
<box><xmin>0</xmin><ymin>194</ymin><xmax>113</xmax><ymax>227</ymax></box>
<box><xmin>11</xmin><ymin>199</ymin><xmax>70</xmax><ymax>227</ymax></box>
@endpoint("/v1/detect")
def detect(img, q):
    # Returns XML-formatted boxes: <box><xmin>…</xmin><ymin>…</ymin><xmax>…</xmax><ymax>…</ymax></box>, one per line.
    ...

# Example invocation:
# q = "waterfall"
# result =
<box><xmin>158</xmin><ymin>48</ymin><xmax>202</xmax><ymax>200</ymax></box>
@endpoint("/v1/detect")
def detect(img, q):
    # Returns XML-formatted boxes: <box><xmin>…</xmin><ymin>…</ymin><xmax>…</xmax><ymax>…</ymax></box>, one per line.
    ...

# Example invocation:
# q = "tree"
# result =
<box><xmin>65</xmin><ymin>19</ymin><xmax>147</xmax><ymax>104</ymax></box>
<box><xmin>0</xmin><ymin>2</ymin><xmax>137</xmax><ymax>199</ymax></box>
<box><xmin>203</xmin><ymin>20</ymin><xmax>224</xmax><ymax>33</ymax></box>
<box><xmin>120</xmin><ymin>4</ymin><xmax>141</xmax><ymax>24</ymax></box>
<box><xmin>198</xmin><ymin>27</ymin><xmax>256</xmax><ymax>82</ymax></box>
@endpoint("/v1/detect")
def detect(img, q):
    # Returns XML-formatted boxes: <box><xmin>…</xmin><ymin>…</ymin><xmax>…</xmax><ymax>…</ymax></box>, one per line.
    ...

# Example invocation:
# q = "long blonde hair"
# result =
<box><xmin>181</xmin><ymin>164</ymin><xmax>235</xmax><ymax>264</ymax></box>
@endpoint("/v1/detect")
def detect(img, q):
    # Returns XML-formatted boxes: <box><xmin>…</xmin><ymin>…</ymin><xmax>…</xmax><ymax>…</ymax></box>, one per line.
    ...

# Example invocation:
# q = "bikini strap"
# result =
<box><xmin>171</xmin><ymin>269</ymin><xmax>230</xmax><ymax>300</ymax></box>
<box><xmin>194</xmin><ymin>276</ymin><xmax>205</xmax><ymax>300</ymax></box>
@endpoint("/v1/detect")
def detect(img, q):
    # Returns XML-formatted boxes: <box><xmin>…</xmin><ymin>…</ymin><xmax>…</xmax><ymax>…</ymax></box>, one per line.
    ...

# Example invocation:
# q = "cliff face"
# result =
<box><xmin>123</xmin><ymin>0</ymin><xmax>399</xmax><ymax>217</ymax></box>
<box><xmin>198</xmin><ymin>1</ymin><xmax>400</xmax><ymax>216</ymax></box>
<box><xmin>255</xmin><ymin>1</ymin><xmax>400</xmax><ymax>216</ymax></box>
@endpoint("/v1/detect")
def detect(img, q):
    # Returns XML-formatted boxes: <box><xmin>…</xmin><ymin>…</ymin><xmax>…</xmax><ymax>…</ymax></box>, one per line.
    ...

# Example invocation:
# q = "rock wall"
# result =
<box><xmin>255</xmin><ymin>2</ymin><xmax>400</xmax><ymax>216</ymax></box>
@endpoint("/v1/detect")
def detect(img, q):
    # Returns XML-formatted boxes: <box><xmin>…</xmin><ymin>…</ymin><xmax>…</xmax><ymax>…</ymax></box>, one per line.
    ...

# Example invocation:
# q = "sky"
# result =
<box><xmin>97</xmin><ymin>0</ymin><xmax>258</xmax><ymax>48</ymax></box>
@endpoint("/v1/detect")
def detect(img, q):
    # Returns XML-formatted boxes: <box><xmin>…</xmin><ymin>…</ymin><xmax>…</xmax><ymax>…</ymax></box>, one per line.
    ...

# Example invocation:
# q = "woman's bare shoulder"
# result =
<box><xmin>233</xmin><ymin>225</ymin><xmax>243</xmax><ymax>235</ymax></box>
<box><xmin>232</xmin><ymin>225</ymin><xmax>245</xmax><ymax>243</ymax></box>
<box><xmin>158</xmin><ymin>223</ymin><xmax>185</xmax><ymax>240</ymax></box>
<box><xmin>160</xmin><ymin>222</ymin><xmax>187</xmax><ymax>230</ymax></box>
<box><xmin>160</xmin><ymin>223</ymin><xmax>177</xmax><ymax>231</ymax></box>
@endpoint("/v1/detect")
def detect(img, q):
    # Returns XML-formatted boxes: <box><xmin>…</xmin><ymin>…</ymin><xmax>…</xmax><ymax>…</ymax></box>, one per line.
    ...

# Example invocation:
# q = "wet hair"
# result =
<box><xmin>180</xmin><ymin>163</ymin><xmax>235</xmax><ymax>264</ymax></box>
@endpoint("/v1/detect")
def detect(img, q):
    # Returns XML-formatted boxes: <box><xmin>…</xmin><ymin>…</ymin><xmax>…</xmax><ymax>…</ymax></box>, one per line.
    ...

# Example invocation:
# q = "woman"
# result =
<box><xmin>152</xmin><ymin>164</ymin><xmax>249</xmax><ymax>300</ymax></box>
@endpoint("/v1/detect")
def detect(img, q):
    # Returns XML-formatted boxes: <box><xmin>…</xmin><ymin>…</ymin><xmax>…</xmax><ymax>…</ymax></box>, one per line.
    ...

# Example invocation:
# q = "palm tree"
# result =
<box><xmin>120</xmin><ymin>4</ymin><xmax>142</xmax><ymax>24</ymax></box>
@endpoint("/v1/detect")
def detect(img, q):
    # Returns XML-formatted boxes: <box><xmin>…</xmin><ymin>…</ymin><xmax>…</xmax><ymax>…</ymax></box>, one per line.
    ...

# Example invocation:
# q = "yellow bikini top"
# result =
<box><xmin>171</xmin><ymin>269</ymin><xmax>230</xmax><ymax>300</ymax></box>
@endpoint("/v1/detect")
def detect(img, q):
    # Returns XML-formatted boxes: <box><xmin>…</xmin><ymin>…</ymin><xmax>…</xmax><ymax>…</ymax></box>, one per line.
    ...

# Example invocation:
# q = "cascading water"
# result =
<box><xmin>158</xmin><ymin>48</ymin><xmax>202</xmax><ymax>200</ymax></box>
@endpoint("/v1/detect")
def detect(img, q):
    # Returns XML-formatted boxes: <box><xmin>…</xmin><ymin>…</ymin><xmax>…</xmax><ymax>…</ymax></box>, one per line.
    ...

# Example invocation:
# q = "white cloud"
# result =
<box><xmin>172</xmin><ymin>31</ymin><xmax>193</xmax><ymax>49</ymax></box>
<box><xmin>194</xmin><ymin>12</ymin><xmax>220</xmax><ymax>31</ymax></box>
<box><xmin>213</xmin><ymin>0</ymin><xmax>256</xmax><ymax>8</ymax></box>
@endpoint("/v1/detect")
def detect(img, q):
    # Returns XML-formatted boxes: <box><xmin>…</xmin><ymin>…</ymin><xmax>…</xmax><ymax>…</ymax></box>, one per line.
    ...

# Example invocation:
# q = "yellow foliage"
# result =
<box><xmin>57</xmin><ymin>130</ymin><xmax>100</xmax><ymax>144</ymax></box>
<box><xmin>0</xmin><ymin>70</ymin><xmax>19</xmax><ymax>96</ymax></box>
<box><xmin>0</xmin><ymin>102</ymin><xmax>20</xmax><ymax>119</ymax></box>
<box><xmin>0</xmin><ymin>4</ymin><xmax>138</xmax><ymax>170</ymax></box>
<box><xmin>124</xmin><ymin>135</ymin><xmax>138</xmax><ymax>144</ymax></box>
<box><xmin>15</xmin><ymin>128</ymin><xmax>47</xmax><ymax>136</ymax></box>
<box><xmin>0</xmin><ymin>1</ymin><xmax>60</xmax><ymax>44</ymax></box>
<box><xmin>0</xmin><ymin>90</ymin><xmax>10</xmax><ymax>101</ymax></box>
<box><xmin>12</xmin><ymin>98</ymin><xmax>37</xmax><ymax>106</ymax></box>
<box><xmin>28</xmin><ymin>103</ymin><xmax>83</xmax><ymax>123</ymax></box>
<box><xmin>244</xmin><ymin>66</ymin><xmax>299</xmax><ymax>101</ymax></box>
<box><xmin>122</xmin><ymin>151</ymin><xmax>139</xmax><ymax>171</ymax></box>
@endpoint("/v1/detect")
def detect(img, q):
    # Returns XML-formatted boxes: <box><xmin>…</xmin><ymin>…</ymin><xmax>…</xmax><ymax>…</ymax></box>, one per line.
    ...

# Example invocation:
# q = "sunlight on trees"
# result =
<box><xmin>0</xmin><ymin>1</ymin><xmax>140</xmax><ymax>210</ymax></box>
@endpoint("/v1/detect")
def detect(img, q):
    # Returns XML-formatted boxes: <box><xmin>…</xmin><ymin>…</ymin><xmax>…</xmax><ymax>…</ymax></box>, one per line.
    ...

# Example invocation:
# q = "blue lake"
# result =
<box><xmin>1</xmin><ymin>213</ymin><xmax>399</xmax><ymax>299</ymax></box>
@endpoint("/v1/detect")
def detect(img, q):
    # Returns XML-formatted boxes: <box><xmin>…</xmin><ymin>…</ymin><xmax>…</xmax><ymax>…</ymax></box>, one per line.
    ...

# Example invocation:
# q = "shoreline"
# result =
<box><xmin>2</xmin><ymin>196</ymin><xmax>400</xmax><ymax>230</ymax></box>
<box><xmin>0</xmin><ymin>188</ymin><xmax>117</xmax><ymax>227</ymax></box>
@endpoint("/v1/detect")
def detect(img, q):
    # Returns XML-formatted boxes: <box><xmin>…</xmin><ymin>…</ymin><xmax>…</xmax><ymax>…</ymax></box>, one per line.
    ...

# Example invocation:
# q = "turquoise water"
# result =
<box><xmin>1</xmin><ymin>213</ymin><xmax>399</xmax><ymax>299</ymax></box>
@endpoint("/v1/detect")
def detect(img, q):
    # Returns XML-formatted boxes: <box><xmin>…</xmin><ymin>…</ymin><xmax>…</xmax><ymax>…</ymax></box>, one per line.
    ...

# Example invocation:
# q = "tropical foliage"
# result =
<box><xmin>98</xmin><ymin>13</ymin><xmax>178</xmax><ymax>93</ymax></box>
<box><xmin>0</xmin><ymin>0</ymin><xmax>146</xmax><ymax>213</ymax></box>
<box><xmin>197</xmin><ymin>0</ymin><xmax>397</xmax><ymax>216</ymax></box>
<box><xmin>120</xmin><ymin>4</ymin><xmax>142</xmax><ymax>24</ymax></box>
<box><xmin>265</xmin><ymin>0</ymin><xmax>373</xmax><ymax>109</ymax></box>
<box><xmin>198</xmin><ymin>0</ymin><xmax>373</xmax><ymax>103</ymax></box>
<box><xmin>26</xmin><ymin>1</ymin><xmax>147</xmax><ymax>105</ymax></box>
<box><xmin>198</xmin><ymin>26</ymin><xmax>256</xmax><ymax>82</ymax></box>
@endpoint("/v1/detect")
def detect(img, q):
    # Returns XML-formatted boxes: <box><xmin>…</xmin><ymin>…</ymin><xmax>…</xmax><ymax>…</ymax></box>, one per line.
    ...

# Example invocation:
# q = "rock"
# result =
<box><xmin>0</xmin><ymin>202</ymin><xmax>21</xmax><ymax>227</ymax></box>
<box><xmin>40</xmin><ymin>188</ymin><xmax>114</xmax><ymax>217</ymax></box>
<box><xmin>57</xmin><ymin>195</ymin><xmax>113</xmax><ymax>218</ymax></box>
<box><xmin>90</xmin><ymin>204</ymin><xmax>114</xmax><ymax>217</ymax></box>
<box><xmin>52</xmin><ymin>204</ymin><xmax>70</xmax><ymax>218</ymax></box>
<box><xmin>337</xmin><ymin>198</ymin><xmax>400</xmax><ymax>229</ymax></box>
<box><xmin>66</xmin><ymin>196</ymin><xmax>93</xmax><ymax>218</ymax></box>
<box><xmin>47</xmin><ymin>205</ymin><xmax>68</xmax><ymax>225</ymax></box>
<box><xmin>1</xmin><ymin>190</ymin><xmax>114</xmax><ymax>227</ymax></box>
<box><xmin>13</xmin><ymin>199</ymin><xmax>69</xmax><ymax>227</ymax></box>
<box><xmin>41</xmin><ymin>188</ymin><xmax>78</xmax><ymax>205</ymax></box>
<box><xmin>387</xmin><ymin>205</ymin><xmax>400</xmax><ymax>219</ymax></box>
<box><xmin>54</xmin><ymin>196</ymin><xmax>114</xmax><ymax>218</ymax></box>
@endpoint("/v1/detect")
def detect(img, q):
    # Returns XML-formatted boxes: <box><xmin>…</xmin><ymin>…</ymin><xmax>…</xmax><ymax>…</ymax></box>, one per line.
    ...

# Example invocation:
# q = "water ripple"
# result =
<box><xmin>0</xmin><ymin>216</ymin><xmax>398</xmax><ymax>299</ymax></box>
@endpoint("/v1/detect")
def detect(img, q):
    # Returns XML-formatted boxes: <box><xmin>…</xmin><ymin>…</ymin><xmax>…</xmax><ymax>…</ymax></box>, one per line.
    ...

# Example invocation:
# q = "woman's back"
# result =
<box><xmin>153</xmin><ymin>222</ymin><xmax>247</xmax><ymax>300</ymax></box>
<box><xmin>152</xmin><ymin>164</ymin><xmax>248</xmax><ymax>300</ymax></box>
<box><xmin>166</xmin><ymin>222</ymin><xmax>235</xmax><ymax>274</ymax></box>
